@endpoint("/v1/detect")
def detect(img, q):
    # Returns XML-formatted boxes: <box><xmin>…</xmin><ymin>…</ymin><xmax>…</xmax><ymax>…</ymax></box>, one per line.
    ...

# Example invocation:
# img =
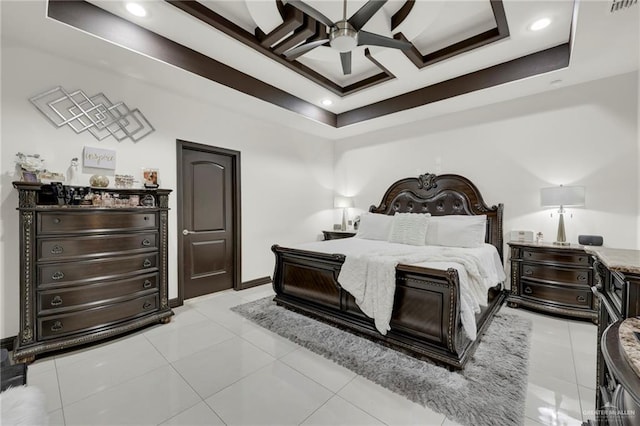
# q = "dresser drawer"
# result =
<box><xmin>38</xmin><ymin>273</ymin><xmax>159</xmax><ymax>314</ymax></box>
<box><xmin>521</xmin><ymin>263</ymin><xmax>591</xmax><ymax>286</ymax></box>
<box><xmin>38</xmin><ymin>233</ymin><xmax>157</xmax><ymax>261</ymax></box>
<box><xmin>38</xmin><ymin>253</ymin><xmax>158</xmax><ymax>286</ymax></box>
<box><xmin>521</xmin><ymin>249</ymin><xmax>590</xmax><ymax>266</ymax></box>
<box><xmin>38</xmin><ymin>211</ymin><xmax>157</xmax><ymax>234</ymax></box>
<box><xmin>520</xmin><ymin>281</ymin><xmax>592</xmax><ymax>309</ymax></box>
<box><xmin>38</xmin><ymin>294</ymin><xmax>159</xmax><ymax>340</ymax></box>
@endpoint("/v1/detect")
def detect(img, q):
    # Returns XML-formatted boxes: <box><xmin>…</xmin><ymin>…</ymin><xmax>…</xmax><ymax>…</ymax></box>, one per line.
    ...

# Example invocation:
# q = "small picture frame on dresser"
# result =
<box><xmin>142</xmin><ymin>168</ymin><xmax>158</xmax><ymax>188</ymax></box>
<box><xmin>21</xmin><ymin>171</ymin><xmax>39</xmax><ymax>182</ymax></box>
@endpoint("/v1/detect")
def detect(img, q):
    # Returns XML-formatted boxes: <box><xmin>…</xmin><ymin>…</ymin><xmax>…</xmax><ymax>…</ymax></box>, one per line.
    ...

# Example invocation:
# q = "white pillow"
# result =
<box><xmin>388</xmin><ymin>213</ymin><xmax>430</xmax><ymax>246</ymax></box>
<box><xmin>355</xmin><ymin>212</ymin><xmax>393</xmax><ymax>240</ymax></box>
<box><xmin>425</xmin><ymin>215</ymin><xmax>487</xmax><ymax>248</ymax></box>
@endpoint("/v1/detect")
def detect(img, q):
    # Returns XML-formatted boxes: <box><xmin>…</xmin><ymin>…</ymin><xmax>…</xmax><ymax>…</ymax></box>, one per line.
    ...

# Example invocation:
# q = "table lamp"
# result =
<box><xmin>540</xmin><ymin>185</ymin><xmax>585</xmax><ymax>246</ymax></box>
<box><xmin>334</xmin><ymin>196</ymin><xmax>354</xmax><ymax>231</ymax></box>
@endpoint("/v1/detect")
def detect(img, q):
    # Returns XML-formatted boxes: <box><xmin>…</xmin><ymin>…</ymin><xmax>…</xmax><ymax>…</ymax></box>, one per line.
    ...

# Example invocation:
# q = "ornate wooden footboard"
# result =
<box><xmin>271</xmin><ymin>173</ymin><xmax>507</xmax><ymax>369</ymax></box>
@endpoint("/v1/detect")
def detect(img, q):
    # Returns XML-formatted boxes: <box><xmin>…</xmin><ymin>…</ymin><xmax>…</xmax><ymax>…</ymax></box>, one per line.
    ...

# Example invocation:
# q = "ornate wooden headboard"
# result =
<box><xmin>369</xmin><ymin>173</ymin><xmax>504</xmax><ymax>260</ymax></box>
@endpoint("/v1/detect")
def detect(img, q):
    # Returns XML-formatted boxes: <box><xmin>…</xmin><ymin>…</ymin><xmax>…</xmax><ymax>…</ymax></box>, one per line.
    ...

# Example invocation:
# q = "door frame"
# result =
<box><xmin>176</xmin><ymin>139</ymin><xmax>241</xmax><ymax>303</ymax></box>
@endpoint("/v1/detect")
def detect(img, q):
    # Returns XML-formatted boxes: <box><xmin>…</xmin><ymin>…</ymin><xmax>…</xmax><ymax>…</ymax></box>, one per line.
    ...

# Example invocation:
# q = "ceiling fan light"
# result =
<box><xmin>330</xmin><ymin>21</ymin><xmax>358</xmax><ymax>52</ymax></box>
<box><xmin>331</xmin><ymin>35</ymin><xmax>358</xmax><ymax>52</ymax></box>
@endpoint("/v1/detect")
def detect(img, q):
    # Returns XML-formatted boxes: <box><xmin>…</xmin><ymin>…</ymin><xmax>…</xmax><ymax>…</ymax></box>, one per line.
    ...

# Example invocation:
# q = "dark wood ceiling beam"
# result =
<box><xmin>272</xmin><ymin>16</ymin><xmax>317</xmax><ymax>55</ymax></box>
<box><xmin>341</xmin><ymin>48</ymin><xmax>395</xmax><ymax>95</ymax></box>
<box><xmin>337</xmin><ymin>43</ymin><xmax>570</xmax><ymax>127</ymax></box>
<box><xmin>397</xmin><ymin>0</ymin><xmax>509</xmax><ymax>69</ymax></box>
<box><xmin>46</xmin><ymin>0</ymin><xmax>337</xmax><ymax>126</ymax></box>
<box><xmin>166</xmin><ymin>0</ymin><xmax>346</xmax><ymax>95</ymax></box>
<box><xmin>391</xmin><ymin>0</ymin><xmax>415</xmax><ymax>31</ymax></box>
<box><xmin>490</xmin><ymin>0</ymin><xmax>510</xmax><ymax>37</ymax></box>
<box><xmin>257</xmin><ymin>5</ymin><xmax>304</xmax><ymax>47</ymax></box>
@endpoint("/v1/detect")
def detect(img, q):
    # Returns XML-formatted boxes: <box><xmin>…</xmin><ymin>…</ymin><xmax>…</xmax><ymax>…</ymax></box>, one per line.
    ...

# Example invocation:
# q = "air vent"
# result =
<box><xmin>610</xmin><ymin>0</ymin><xmax>638</xmax><ymax>13</ymax></box>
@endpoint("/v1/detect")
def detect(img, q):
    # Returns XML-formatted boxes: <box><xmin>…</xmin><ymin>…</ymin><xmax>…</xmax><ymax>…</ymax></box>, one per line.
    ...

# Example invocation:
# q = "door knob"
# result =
<box><xmin>182</xmin><ymin>229</ymin><xmax>194</xmax><ymax>236</ymax></box>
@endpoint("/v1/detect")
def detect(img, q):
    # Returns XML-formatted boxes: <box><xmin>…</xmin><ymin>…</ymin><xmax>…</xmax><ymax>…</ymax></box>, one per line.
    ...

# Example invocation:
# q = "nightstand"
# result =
<box><xmin>507</xmin><ymin>242</ymin><xmax>597</xmax><ymax>322</ymax></box>
<box><xmin>322</xmin><ymin>230</ymin><xmax>356</xmax><ymax>240</ymax></box>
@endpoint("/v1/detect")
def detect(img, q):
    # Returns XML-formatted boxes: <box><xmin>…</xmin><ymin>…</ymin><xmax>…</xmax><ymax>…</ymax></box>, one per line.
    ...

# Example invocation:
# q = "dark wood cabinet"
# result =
<box><xmin>322</xmin><ymin>230</ymin><xmax>356</xmax><ymax>240</ymax></box>
<box><xmin>590</xmin><ymin>249</ymin><xmax>640</xmax><ymax>425</ymax></box>
<box><xmin>507</xmin><ymin>242</ymin><xmax>597</xmax><ymax>321</ymax></box>
<box><xmin>12</xmin><ymin>182</ymin><xmax>173</xmax><ymax>363</ymax></box>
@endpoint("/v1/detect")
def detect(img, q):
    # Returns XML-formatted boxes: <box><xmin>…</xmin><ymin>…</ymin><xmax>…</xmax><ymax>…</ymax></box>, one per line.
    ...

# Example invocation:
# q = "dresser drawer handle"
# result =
<box><xmin>523</xmin><ymin>268</ymin><xmax>533</xmax><ymax>275</ymax></box>
<box><xmin>143</xmin><ymin>259</ymin><xmax>152</xmax><ymax>268</ymax></box>
<box><xmin>143</xmin><ymin>301</ymin><xmax>152</xmax><ymax>309</ymax></box>
<box><xmin>51</xmin><ymin>271</ymin><xmax>65</xmax><ymax>280</ymax></box>
<box><xmin>51</xmin><ymin>296</ymin><xmax>63</xmax><ymax>306</ymax></box>
<box><xmin>577</xmin><ymin>295</ymin><xmax>587</xmax><ymax>303</ymax></box>
<box><xmin>144</xmin><ymin>216</ymin><xmax>149</xmax><ymax>221</ymax></box>
<box><xmin>143</xmin><ymin>280</ymin><xmax>153</xmax><ymax>289</ymax></box>
<box><xmin>524</xmin><ymin>286</ymin><xmax>533</xmax><ymax>294</ymax></box>
<box><xmin>141</xmin><ymin>239</ymin><xmax>151</xmax><ymax>247</ymax></box>
<box><xmin>525</xmin><ymin>252</ymin><xmax>533</xmax><ymax>257</ymax></box>
<box><xmin>53</xmin><ymin>217</ymin><xmax>61</xmax><ymax>224</ymax></box>
<box><xmin>51</xmin><ymin>321</ymin><xmax>63</xmax><ymax>332</ymax></box>
<box><xmin>50</xmin><ymin>245</ymin><xmax>64</xmax><ymax>254</ymax></box>
<box><xmin>577</xmin><ymin>274</ymin><xmax>587</xmax><ymax>282</ymax></box>
<box><xmin>578</xmin><ymin>257</ymin><xmax>585</xmax><ymax>263</ymax></box>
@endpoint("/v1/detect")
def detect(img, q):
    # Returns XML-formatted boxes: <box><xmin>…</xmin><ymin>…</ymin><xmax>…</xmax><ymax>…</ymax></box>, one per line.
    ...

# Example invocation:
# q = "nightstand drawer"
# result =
<box><xmin>522</xmin><ymin>249</ymin><xmax>590</xmax><ymax>266</ymax></box>
<box><xmin>521</xmin><ymin>263</ymin><xmax>591</xmax><ymax>285</ymax></box>
<box><xmin>520</xmin><ymin>281</ymin><xmax>592</xmax><ymax>309</ymax></box>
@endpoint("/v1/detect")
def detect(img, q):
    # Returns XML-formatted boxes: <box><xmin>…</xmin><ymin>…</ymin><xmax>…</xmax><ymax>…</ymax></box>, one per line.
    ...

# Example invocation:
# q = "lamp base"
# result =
<box><xmin>553</xmin><ymin>241</ymin><xmax>571</xmax><ymax>246</ymax></box>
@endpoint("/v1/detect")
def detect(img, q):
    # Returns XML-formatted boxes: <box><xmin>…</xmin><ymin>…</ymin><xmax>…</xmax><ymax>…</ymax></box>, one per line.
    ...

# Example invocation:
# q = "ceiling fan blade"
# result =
<box><xmin>340</xmin><ymin>51</ymin><xmax>352</xmax><ymax>75</ymax></box>
<box><xmin>357</xmin><ymin>30</ymin><xmax>412</xmax><ymax>50</ymax></box>
<box><xmin>283</xmin><ymin>0</ymin><xmax>335</xmax><ymax>28</ymax></box>
<box><xmin>348</xmin><ymin>0</ymin><xmax>386</xmax><ymax>31</ymax></box>
<box><xmin>283</xmin><ymin>38</ymin><xmax>330</xmax><ymax>60</ymax></box>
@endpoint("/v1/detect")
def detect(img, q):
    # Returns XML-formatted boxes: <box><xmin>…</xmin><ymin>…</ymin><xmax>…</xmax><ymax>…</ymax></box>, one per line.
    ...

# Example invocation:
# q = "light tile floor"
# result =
<box><xmin>25</xmin><ymin>284</ymin><xmax>597</xmax><ymax>426</ymax></box>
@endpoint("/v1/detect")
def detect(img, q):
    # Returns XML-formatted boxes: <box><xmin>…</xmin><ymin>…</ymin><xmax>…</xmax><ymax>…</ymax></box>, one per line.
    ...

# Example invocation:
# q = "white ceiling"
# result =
<box><xmin>1</xmin><ymin>0</ymin><xmax>639</xmax><ymax>140</ymax></box>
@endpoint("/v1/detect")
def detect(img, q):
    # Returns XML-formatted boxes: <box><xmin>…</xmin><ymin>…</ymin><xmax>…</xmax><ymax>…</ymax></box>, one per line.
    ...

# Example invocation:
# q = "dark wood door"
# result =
<box><xmin>181</xmin><ymin>147</ymin><xmax>236</xmax><ymax>299</ymax></box>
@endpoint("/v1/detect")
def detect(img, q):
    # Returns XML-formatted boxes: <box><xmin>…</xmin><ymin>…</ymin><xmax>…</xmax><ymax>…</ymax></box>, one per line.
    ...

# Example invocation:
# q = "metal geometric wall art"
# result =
<box><xmin>30</xmin><ymin>86</ymin><xmax>154</xmax><ymax>142</ymax></box>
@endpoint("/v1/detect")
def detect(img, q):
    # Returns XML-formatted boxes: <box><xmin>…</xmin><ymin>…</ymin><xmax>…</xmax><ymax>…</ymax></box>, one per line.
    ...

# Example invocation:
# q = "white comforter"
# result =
<box><xmin>292</xmin><ymin>239</ymin><xmax>506</xmax><ymax>340</ymax></box>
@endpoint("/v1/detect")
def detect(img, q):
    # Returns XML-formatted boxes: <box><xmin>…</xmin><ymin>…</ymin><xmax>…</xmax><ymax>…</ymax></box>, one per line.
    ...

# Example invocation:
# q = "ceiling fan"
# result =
<box><xmin>282</xmin><ymin>0</ymin><xmax>412</xmax><ymax>75</ymax></box>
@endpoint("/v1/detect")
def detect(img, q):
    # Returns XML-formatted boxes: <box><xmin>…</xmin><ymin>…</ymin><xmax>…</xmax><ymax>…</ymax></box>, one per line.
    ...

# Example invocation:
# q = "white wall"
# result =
<box><xmin>334</xmin><ymin>72</ymin><xmax>640</xmax><ymax>252</ymax></box>
<box><xmin>0</xmin><ymin>44</ymin><xmax>334</xmax><ymax>339</ymax></box>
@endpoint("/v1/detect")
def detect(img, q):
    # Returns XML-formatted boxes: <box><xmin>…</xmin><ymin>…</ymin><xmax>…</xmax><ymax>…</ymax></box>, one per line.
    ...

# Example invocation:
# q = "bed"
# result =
<box><xmin>271</xmin><ymin>173</ymin><xmax>506</xmax><ymax>369</ymax></box>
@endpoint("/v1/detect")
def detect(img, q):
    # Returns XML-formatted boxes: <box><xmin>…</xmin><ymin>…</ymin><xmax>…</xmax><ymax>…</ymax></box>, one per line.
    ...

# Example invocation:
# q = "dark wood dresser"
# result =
<box><xmin>507</xmin><ymin>242</ymin><xmax>597</xmax><ymax>321</ymax></box>
<box><xmin>12</xmin><ymin>182</ymin><xmax>173</xmax><ymax>363</ymax></box>
<box><xmin>588</xmin><ymin>247</ymin><xmax>640</xmax><ymax>425</ymax></box>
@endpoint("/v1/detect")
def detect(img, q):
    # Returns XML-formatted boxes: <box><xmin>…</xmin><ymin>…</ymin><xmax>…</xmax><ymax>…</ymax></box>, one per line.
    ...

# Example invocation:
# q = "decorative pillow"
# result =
<box><xmin>355</xmin><ymin>212</ymin><xmax>394</xmax><ymax>241</ymax></box>
<box><xmin>425</xmin><ymin>215</ymin><xmax>487</xmax><ymax>248</ymax></box>
<box><xmin>387</xmin><ymin>213</ymin><xmax>430</xmax><ymax>246</ymax></box>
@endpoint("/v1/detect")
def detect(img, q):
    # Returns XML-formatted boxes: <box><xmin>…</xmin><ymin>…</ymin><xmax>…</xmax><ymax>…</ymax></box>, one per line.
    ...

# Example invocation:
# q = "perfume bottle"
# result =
<box><xmin>536</xmin><ymin>232</ymin><xmax>544</xmax><ymax>244</ymax></box>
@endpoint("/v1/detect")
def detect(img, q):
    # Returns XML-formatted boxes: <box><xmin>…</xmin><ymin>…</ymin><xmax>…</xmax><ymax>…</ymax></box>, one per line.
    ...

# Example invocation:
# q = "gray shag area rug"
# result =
<box><xmin>231</xmin><ymin>297</ymin><xmax>531</xmax><ymax>426</ymax></box>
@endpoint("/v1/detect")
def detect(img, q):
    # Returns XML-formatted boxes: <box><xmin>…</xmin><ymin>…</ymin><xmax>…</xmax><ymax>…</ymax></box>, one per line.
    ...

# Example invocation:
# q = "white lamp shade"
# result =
<box><xmin>540</xmin><ymin>185</ymin><xmax>585</xmax><ymax>207</ymax></box>
<box><xmin>334</xmin><ymin>196</ymin><xmax>354</xmax><ymax>209</ymax></box>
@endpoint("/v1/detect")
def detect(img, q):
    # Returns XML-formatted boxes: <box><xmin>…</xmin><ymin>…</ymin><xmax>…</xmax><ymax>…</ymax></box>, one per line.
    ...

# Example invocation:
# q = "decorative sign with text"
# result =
<box><xmin>83</xmin><ymin>146</ymin><xmax>116</xmax><ymax>170</ymax></box>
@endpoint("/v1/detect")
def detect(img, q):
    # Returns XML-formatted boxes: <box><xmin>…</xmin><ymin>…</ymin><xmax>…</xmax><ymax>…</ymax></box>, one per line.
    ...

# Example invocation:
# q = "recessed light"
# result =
<box><xmin>126</xmin><ymin>2</ymin><xmax>147</xmax><ymax>17</ymax></box>
<box><xmin>529</xmin><ymin>18</ymin><xmax>551</xmax><ymax>31</ymax></box>
<box><xmin>321</xmin><ymin>99</ymin><xmax>333</xmax><ymax>106</ymax></box>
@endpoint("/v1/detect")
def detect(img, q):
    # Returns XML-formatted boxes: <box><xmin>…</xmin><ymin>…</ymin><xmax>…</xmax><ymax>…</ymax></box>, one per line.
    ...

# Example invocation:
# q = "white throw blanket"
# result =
<box><xmin>337</xmin><ymin>247</ymin><xmax>492</xmax><ymax>339</ymax></box>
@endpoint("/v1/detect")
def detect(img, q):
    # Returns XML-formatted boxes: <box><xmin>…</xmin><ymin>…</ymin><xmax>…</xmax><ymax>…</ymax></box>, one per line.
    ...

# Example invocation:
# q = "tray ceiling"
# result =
<box><xmin>46</xmin><ymin>0</ymin><xmax>576</xmax><ymax>127</ymax></box>
<box><xmin>4</xmin><ymin>0</ymin><xmax>637</xmax><ymax>136</ymax></box>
